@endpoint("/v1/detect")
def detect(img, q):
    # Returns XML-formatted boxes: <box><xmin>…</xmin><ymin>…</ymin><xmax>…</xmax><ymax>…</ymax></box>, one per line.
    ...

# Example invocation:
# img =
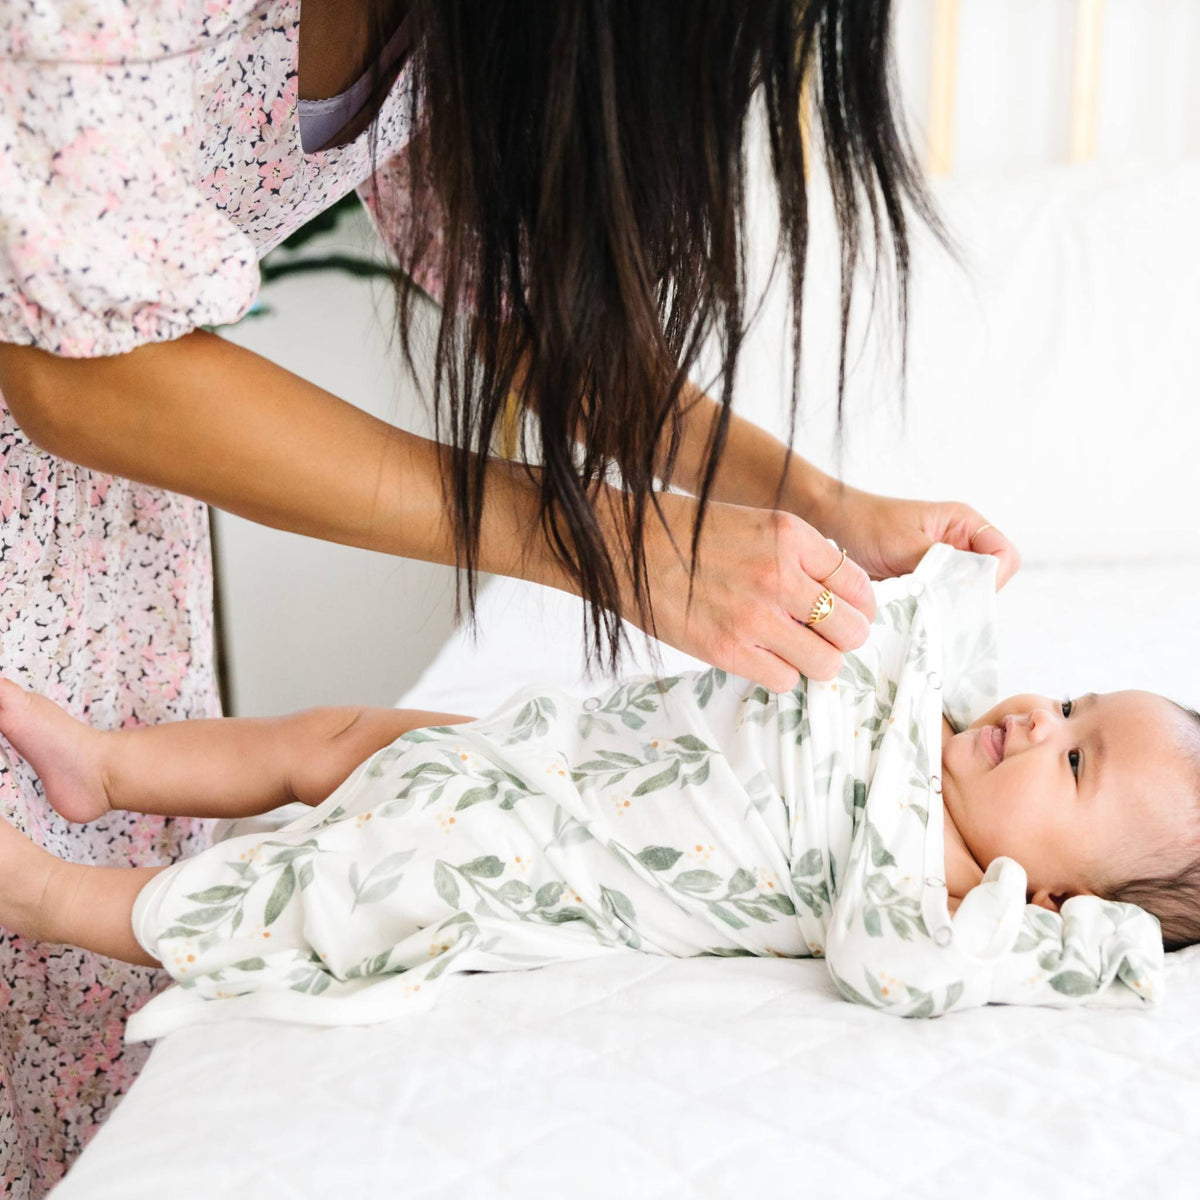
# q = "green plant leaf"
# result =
<box><xmin>541</xmin><ymin>906</ymin><xmax>588</xmax><ymax>924</ymax></box>
<box><xmin>632</xmin><ymin>759</ymin><xmax>680</xmax><ymax>796</ymax></box>
<box><xmin>434</xmin><ymin>861</ymin><xmax>459</xmax><ymax>908</ymax></box>
<box><xmin>636</xmin><ymin>846</ymin><xmax>683</xmax><ymax>872</ymax></box>
<box><xmin>455</xmin><ymin>782</ymin><xmax>499</xmax><ymax>811</ymax></box>
<box><xmin>1049</xmin><ymin>971</ymin><xmax>1100</xmax><ymax>997</ymax></box>
<box><xmin>157</xmin><ymin>925</ymin><xmax>201</xmax><ymax>940</ymax></box>
<box><xmin>263</xmin><ymin>864</ymin><xmax>296</xmax><ymax>927</ymax></box>
<box><xmin>499</xmin><ymin>880</ymin><xmax>532</xmax><ymax>904</ymax></box>
<box><xmin>727</xmin><ymin>868</ymin><xmax>756</xmax><ymax>894</ymax></box>
<box><xmin>674</xmin><ymin>869</ymin><xmax>720</xmax><ymax>893</ymax></box>
<box><xmin>759</xmin><ymin>892</ymin><xmax>796</xmax><ymax>916</ymax></box>
<box><xmin>184</xmin><ymin>885</ymin><xmax>244</xmax><ymax>904</ymax></box>
<box><xmin>600</xmin><ymin>886</ymin><xmax>637</xmax><ymax>925</ymax></box>
<box><xmin>460</xmin><ymin>855</ymin><xmax>505</xmax><ymax>878</ymax></box>
<box><xmin>862</xmin><ymin>904</ymin><xmax>882</xmax><ymax>938</ymax></box>
<box><xmin>793</xmin><ymin>848</ymin><xmax>824</xmax><ymax>877</ymax></box>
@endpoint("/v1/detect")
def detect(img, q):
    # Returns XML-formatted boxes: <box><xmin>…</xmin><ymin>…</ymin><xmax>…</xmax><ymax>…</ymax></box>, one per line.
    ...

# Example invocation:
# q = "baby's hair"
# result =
<box><xmin>1103</xmin><ymin>702</ymin><xmax>1200</xmax><ymax>952</ymax></box>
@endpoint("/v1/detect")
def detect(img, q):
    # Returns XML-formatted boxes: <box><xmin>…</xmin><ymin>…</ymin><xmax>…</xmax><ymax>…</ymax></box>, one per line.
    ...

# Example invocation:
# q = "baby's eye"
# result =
<box><xmin>1068</xmin><ymin>749</ymin><xmax>1081</xmax><ymax>781</ymax></box>
<box><xmin>1061</xmin><ymin>697</ymin><xmax>1074</xmax><ymax>718</ymax></box>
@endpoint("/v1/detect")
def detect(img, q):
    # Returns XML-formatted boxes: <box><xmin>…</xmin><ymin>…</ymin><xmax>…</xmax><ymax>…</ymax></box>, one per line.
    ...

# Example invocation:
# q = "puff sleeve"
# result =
<box><xmin>358</xmin><ymin>124</ymin><xmax>514</xmax><ymax>321</ymax></box>
<box><xmin>356</xmin><ymin>125</ymin><xmax>455</xmax><ymax>309</ymax></box>
<box><xmin>0</xmin><ymin>3</ymin><xmax>261</xmax><ymax>356</ymax></box>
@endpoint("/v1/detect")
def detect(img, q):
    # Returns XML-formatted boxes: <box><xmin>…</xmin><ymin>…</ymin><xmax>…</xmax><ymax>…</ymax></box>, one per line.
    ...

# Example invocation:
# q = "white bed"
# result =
<box><xmin>52</xmin><ymin>144</ymin><xmax>1200</xmax><ymax>1198</ymax></box>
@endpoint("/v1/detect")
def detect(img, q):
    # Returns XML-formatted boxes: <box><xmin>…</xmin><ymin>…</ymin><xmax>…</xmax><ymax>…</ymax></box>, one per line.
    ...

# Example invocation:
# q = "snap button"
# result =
<box><xmin>907</xmin><ymin>579</ymin><xmax>925</xmax><ymax>597</ymax></box>
<box><xmin>925</xmin><ymin>876</ymin><xmax>944</xmax><ymax>889</ymax></box>
<box><xmin>933</xmin><ymin>927</ymin><xmax>953</xmax><ymax>948</ymax></box>
<box><xmin>927</xmin><ymin>671</ymin><xmax>942</xmax><ymax>690</ymax></box>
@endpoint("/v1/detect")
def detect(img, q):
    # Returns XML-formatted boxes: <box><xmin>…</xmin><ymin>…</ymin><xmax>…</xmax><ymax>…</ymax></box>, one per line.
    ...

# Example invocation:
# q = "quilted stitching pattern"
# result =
<box><xmin>55</xmin><ymin>946</ymin><xmax>1200</xmax><ymax>1199</ymax></box>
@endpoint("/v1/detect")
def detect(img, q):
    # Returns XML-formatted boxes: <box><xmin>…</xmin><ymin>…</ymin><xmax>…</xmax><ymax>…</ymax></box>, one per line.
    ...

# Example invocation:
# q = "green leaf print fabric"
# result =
<box><xmin>124</xmin><ymin>546</ymin><xmax>1162</xmax><ymax>1042</ymax></box>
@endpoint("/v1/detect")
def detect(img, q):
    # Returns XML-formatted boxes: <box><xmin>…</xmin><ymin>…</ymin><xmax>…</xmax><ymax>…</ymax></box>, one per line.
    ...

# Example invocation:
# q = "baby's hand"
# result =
<box><xmin>0</xmin><ymin>678</ymin><xmax>114</xmax><ymax>823</ymax></box>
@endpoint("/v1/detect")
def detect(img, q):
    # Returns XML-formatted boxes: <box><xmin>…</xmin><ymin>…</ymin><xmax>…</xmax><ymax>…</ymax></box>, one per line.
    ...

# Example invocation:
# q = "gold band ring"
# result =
<box><xmin>968</xmin><ymin>523</ymin><xmax>995</xmax><ymax>548</ymax></box>
<box><xmin>806</xmin><ymin>588</ymin><xmax>835</xmax><ymax>627</ymax></box>
<box><xmin>822</xmin><ymin>547</ymin><xmax>848</xmax><ymax>585</ymax></box>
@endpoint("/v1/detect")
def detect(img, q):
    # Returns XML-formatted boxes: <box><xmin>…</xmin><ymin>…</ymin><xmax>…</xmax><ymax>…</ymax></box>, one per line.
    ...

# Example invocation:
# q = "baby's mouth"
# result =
<box><xmin>980</xmin><ymin>724</ymin><xmax>1005</xmax><ymax>766</ymax></box>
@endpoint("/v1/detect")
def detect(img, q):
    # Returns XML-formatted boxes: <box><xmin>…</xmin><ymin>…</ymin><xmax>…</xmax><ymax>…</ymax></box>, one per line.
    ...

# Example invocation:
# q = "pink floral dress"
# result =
<box><xmin>0</xmin><ymin>2</ymin><xmax>441</xmax><ymax>1194</ymax></box>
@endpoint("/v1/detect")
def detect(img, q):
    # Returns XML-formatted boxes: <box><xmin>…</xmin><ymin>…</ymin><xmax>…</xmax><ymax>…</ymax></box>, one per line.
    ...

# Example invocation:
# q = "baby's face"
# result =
<box><xmin>940</xmin><ymin>690</ymin><xmax>1197</xmax><ymax>906</ymax></box>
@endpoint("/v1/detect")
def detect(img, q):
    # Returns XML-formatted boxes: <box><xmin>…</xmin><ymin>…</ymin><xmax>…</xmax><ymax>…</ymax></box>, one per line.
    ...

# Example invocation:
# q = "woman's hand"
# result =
<box><xmin>651</xmin><ymin>383</ymin><xmax>1019</xmax><ymax>602</ymax></box>
<box><xmin>804</xmin><ymin>479</ymin><xmax>1022</xmax><ymax>589</ymax></box>
<box><xmin>616</xmin><ymin>490</ymin><xmax>878</xmax><ymax>693</ymax></box>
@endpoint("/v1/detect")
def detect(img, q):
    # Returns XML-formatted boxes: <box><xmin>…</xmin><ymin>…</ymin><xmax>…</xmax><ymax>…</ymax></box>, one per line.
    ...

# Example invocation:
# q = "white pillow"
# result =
<box><xmin>713</xmin><ymin>154</ymin><xmax>1200</xmax><ymax>565</ymax></box>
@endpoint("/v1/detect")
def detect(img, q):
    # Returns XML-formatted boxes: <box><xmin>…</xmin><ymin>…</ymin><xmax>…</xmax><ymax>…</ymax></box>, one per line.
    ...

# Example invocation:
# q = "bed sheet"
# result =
<box><xmin>53</xmin><ymin>558</ymin><xmax>1200</xmax><ymax>1200</ymax></box>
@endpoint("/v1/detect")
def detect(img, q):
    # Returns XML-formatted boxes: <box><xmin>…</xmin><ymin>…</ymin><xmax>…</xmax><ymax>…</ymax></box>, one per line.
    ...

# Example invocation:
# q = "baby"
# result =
<box><xmin>0</xmin><ymin>545</ymin><xmax>1195</xmax><ymax>1037</ymax></box>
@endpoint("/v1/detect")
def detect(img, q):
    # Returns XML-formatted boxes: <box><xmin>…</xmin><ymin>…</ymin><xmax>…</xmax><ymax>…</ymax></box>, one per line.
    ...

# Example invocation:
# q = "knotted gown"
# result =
<box><xmin>125</xmin><ymin>544</ymin><xmax>1163</xmax><ymax>1041</ymax></box>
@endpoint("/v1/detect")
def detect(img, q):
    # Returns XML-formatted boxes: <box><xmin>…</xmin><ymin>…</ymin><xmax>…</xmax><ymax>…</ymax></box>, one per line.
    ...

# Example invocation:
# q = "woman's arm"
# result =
<box><xmin>662</xmin><ymin>380</ymin><xmax>1022</xmax><ymax>588</ymax></box>
<box><xmin>656</xmin><ymin>379</ymin><xmax>835</xmax><ymax>518</ymax></box>
<box><xmin>0</xmin><ymin>332</ymin><xmax>572</xmax><ymax>589</ymax></box>
<box><xmin>0</xmin><ymin>332</ymin><xmax>874</xmax><ymax>691</ymax></box>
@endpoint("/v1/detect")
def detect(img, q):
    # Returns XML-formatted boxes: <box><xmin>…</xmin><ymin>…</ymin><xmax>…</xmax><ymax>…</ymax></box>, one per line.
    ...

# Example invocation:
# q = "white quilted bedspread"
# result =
<box><xmin>54</xmin><ymin>559</ymin><xmax>1200</xmax><ymax>1199</ymax></box>
<box><xmin>52</xmin><ymin>950</ymin><xmax>1200</xmax><ymax>1199</ymax></box>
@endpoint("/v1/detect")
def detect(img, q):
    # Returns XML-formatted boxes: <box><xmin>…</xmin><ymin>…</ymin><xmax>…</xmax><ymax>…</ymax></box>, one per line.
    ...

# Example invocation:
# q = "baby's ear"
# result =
<box><xmin>1029</xmin><ymin>887</ymin><xmax>1070</xmax><ymax>913</ymax></box>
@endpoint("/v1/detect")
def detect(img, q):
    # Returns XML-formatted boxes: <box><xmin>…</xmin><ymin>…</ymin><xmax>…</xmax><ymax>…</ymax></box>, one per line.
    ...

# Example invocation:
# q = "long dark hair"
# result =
<box><xmin>364</xmin><ymin>0</ymin><xmax>943</xmax><ymax>672</ymax></box>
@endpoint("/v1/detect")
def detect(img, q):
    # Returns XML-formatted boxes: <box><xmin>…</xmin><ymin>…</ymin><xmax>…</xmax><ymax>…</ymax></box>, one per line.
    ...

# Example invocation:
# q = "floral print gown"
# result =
<box><xmin>124</xmin><ymin>545</ymin><xmax>1162</xmax><ymax>1044</ymax></box>
<box><xmin>0</xmin><ymin>1</ymin><xmax>437</xmax><ymax>1193</ymax></box>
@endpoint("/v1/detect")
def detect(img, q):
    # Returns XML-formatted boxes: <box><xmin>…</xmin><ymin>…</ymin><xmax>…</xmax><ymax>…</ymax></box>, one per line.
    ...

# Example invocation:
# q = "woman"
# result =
<box><xmin>0</xmin><ymin>0</ymin><xmax>1018</xmax><ymax>1192</ymax></box>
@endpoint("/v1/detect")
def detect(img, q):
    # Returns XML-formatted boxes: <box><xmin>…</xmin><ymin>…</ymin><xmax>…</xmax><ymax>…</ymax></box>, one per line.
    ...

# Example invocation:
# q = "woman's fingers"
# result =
<box><xmin>635</xmin><ymin>496</ymin><xmax>884</xmax><ymax>694</ymax></box>
<box><xmin>771</xmin><ymin>513</ymin><xmax>875</xmax><ymax>647</ymax></box>
<box><xmin>769</xmin><ymin>617</ymin><xmax>845</xmax><ymax>683</ymax></box>
<box><xmin>784</xmin><ymin>577</ymin><xmax>872</xmax><ymax>657</ymax></box>
<box><xmin>967</xmin><ymin>523</ymin><xmax>1022</xmax><ymax>589</ymax></box>
<box><xmin>710</xmin><ymin>605</ymin><xmax>855</xmax><ymax>691</ymax></box>
<box><xmin>802</xmin><ymin>534</ymin><xmax>877</xmax><ymax>626</ymax></box>
<box><xmin>729</xmin><ymin>645</ymin><xmax>803</xmax><ymax>695</ymax></box>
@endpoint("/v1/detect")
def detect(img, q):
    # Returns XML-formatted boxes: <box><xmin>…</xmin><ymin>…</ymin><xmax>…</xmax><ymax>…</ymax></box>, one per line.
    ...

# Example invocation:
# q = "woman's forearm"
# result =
<box><xmin>664</xmin><ymin>380</ymin><xmax>836</xmax><ymax>522</ymax></box>
<box><xmin>0</xmin><ymin>332</ymin><xmax>577</xmax><ymax>593</ymax></box>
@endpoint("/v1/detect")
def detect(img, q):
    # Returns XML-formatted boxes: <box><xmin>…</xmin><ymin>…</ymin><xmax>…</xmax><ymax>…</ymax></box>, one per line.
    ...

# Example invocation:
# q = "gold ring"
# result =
<box><xmin>822</xmin><ymin>547</ymin><xmax>848</xmax><ymax>585</ymax></box>
<box><xmin>806</xmin><ymin>588</ymin><xmax>835</xmax><ymax>627</ymax></box>
<box><xmin>968</xmin><ymin>523</ymin><xmax>995</xmax><ymax>548</ymax></box>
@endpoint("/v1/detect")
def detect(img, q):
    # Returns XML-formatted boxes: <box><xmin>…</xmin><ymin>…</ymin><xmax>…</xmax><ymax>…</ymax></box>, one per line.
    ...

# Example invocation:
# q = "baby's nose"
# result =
<box><xmin>1025</xmin><ymin>707</ymin><xmax>1056</xmax><ymax>739</ymax></box>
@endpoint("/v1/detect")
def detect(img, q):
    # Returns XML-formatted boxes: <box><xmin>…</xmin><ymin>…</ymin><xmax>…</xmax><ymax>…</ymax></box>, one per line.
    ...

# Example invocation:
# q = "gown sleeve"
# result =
<box><xmin>0</xmin><ymin>3</ymin><xmax>260</xmax><ymax>357</ymax></box>
<box><xmin>917</xmin><ymin>542</ymin><xmax>1001</xmax><ymax>732</ymax></box>
<box><xmin>825</xmin><ymin>857</ymin><xmax>1164</xmax><ymax>1017</ymax></box>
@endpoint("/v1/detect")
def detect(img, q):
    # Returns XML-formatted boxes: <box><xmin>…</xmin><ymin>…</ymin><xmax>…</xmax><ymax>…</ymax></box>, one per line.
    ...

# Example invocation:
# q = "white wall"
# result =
<box><xmin>892</xmin><ymin>0</ymin><xmax>1200</xmax><ymax>174</ymax></box>
<box><xmin>213</xmin><ymin>209</ymin><xmax>459</xmax><ymax>717</ymax></box>
<box><xmin>215</xmin><ymin>0</ymin><xmax>1198</xmax><ymax>717</ymax></box>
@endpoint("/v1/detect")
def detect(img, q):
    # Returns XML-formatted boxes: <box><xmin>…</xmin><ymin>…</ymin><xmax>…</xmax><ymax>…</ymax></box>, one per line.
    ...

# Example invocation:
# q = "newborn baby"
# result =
<box><xmin>0</xmin><ymin>545</ymin><xmax>1193</xmax><ymax>1039</ymax></box>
